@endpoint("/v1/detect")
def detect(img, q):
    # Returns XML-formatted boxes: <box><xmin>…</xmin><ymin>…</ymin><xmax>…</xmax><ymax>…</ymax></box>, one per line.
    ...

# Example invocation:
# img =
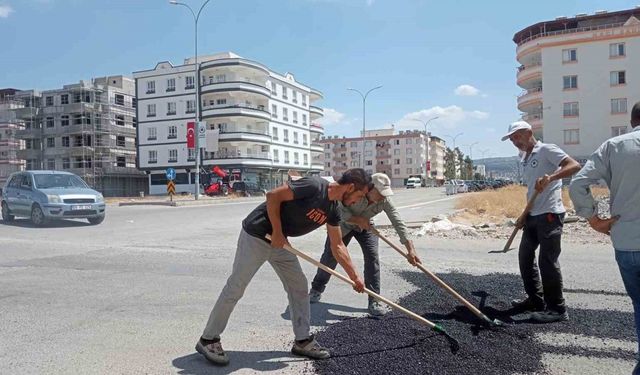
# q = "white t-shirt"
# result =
<box><xmin>521</xmin><ymin>141</ymin><xmax>568</xmax><ymax>216</ymax></box>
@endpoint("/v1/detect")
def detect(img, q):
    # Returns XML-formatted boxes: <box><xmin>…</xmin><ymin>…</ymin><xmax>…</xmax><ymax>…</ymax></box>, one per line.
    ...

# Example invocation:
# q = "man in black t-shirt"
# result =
<box><xmin>196</xmin><ymin>169</ymin><xmax>371</xmax><ymax>366</ymax></box>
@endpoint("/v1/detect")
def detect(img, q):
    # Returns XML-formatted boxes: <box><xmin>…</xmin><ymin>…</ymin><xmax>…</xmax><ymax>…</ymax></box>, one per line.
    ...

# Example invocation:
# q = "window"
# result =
<box><xmin>168</xmin><ymin>125</ymin><xmax>177</xmax><ymax>139</ymax></box>
<box><xmin>62</xmin><ymin>136</ymin><xmax>70</xmax><ymax>147</ymax></box>
<box><xmin>407</xmin><ymin>168</ymin><xmax>413</xmax><ymax>174</ymax></box>
<box><xmin>282</xmin><ymin>86</ymin><xmax>288</xmax><ymax>100</ymax></box>
<box><xmin>394</xmin><ymin>139</ymin><xmax>400</xmax><ymax>145</ymax></box>
<box><xmin>366</xmin><ymin>160</ymin><xmax>373</xmax><ymax>166</ymax></box>
<box><xmin>394</xmin><ymin>159</ymin><xmax>400</xmax><ymax>165</ymax></box>
<box><xmin>292</xmin><ymin>91</ymin><xmax>298</xmax><ymax>103</ymax></box>
<box><xmin>284</xmin><ymin>150</ymin><xmax>290</xmax><ymax>163</ymax></box>
<box><xmin>563</xmin><ymin>75</ymin><xmax>578</xmax><ymax>89</ymax></box>
<box><xmin>46</xmin><ymin>117</ymin><xmax>54</xmax><ymax>128</ymax></box>
<box><xmin>272</xmin><ymin>127</ymin><xmax>279</xmax><ymax>140</ymax></box>
<box><xmin>611</xmin><ymin>98</ymin><xmax>628</xmax><ymax>114</ymax></box>
<box><xmin>62</xmin><ymin>158</ymin><xmax>70</xmax><ymax>169</ymax></box>
<box><xmin>115</xmin><ymin>94</ymin><xmax>125</xmax><ymax>106</ymax></box>
<box><xmin>302</xmin><ymin>114</ymin><xmax>307</xmax><ymax>126</ymax></box>
<box><xmin>407</xmin><ymin>148</ymin><xmax>413</xmax><ymax>154</ymax></box>
<box><xmin>47</xmin><ymin>159</ymin><xmax>55</xmax><ymax>170</ymax></box>
<box><xmin>325</xmin><ymin>144</ymin><xmax>331</xmax><ymax>150</ymax></box>
<box><xmin>365</xmin><ymin>141</ymin><xmax>373</xmax><ymax>148</ymax></box>
<box><xmin>132</xmin><ymin>98</ymin><xmax>137</xmax><ymax>109</ymax></box>
<box><xmin>406</xmin><ymin>138</ymin><xmax>413</xmax><ymax>144</ymax></box>
<box><xmin>73</xmin><ymin>93</ymin><xmax>82</xmax><ymax>103</ymax></box>
<box><xmin>149</xmin><ymin>150</ymin><xmax>157</xmax><ymax>164</ymax></box>
<box><xmin>167</xmin><ymin>78</ymin><xmax>176</xmax><ymax>92</ymax></box>
<box><xmin>394</xmin><ymin>149</ymin><xmax>400</xmax><ymax>155</ymax></box>
<box><xmin>271</xmin><ymin>104</ymin><xmax>278</xmax><ymax>118</ymax></box>
<box><xmin>303</xmin><ymin>154</ymin><xmax>308</xmax><ymax>165</ymax></box>
<box><xmin>610</xmin><ymin>71</ymin><xmax>626</xmax><ymax>86</ymax></box>
<box><xmin>45</xmin><ymin>96</ymin><xmax>53</xmax><ymax>106</ymax></box>
<box><xmin>188</xmin><ymin>148</ymin><xmax>196</xmax><ymax>161</ymax></box>
<box><xmin>283</xmin><ymin>108</ymin><xmax>289</xmax><ymax>121</ymax></box>
<box><xmin>294</xmin><ymin>152</ymin><xmax>300</xmax><ymax>165</ymax></box>
<box><xmin>273</xmin><ymin>149</ymin><xmax>280</xmax><ymax>162</ymax></box>
<box><xmin>46</xmin><ymin>137</ymin><xmax>55</xmax><ymax>148</ymax></box>
<box><xmin>563</xmin><ymin>129</ymin><xmax>580</xmax><ymax>144</ymax></box>
<box><xmin>117</xmin><ymin>136</ymin><xmax>126</xmax><ymax>147</ymax></box>
<box><xmin>61</xmin><ymin>94</ymin><xmax>69</xmax><ymax>105</ymax></box>
<box><xmin>168</xmin><ymin>149</ymin><xmax>178</xmax><ymax>163</ymax></box>
<box><xmin>116</xmin><ymin>156</ymin><xmax>126</xmax><ymax>167</ymax></box>
<box><xmin>612</xmin><ymin>126</ymin><xmax>628</xmax><ymax>137</ymax></box>
<box><xmin>147</xmin><ymin>104</ymin><xmax>156</xmax><ymax>117</ymax></box>
<box><xmin>326</xmin><ymin>162</ymin><xmax>331</xmax><ymax>168</ymax></box>
<box><xmin>563</xmin><ymin>102</ymin><xmax>579</xmax><ymax>117</ymax></box>
<box><xmin>293</xmin><ymin>132</ymin><xmax>299</xmax><ymax>144</ymax></box>
<box><xmin>186</xmin><ymin>100</ymin><xmax>196</xmax><ymax>114</ymax></box>
<box><xmin>365</xmin><ymin>150</ymin><xmax>373</xmax><ymax>157</ymax></box>
<box><xmin>25</xmin><ymin>139</ymin><xmax>33</xmax><ymax>149</ymax></box>
<box><xmin>95</xmin><ymin>92</ymin><xmax>102</xmax><ymax>104</ymax></box>
<box><xmin>293</xmin><ymin>111</ymin><xmax>298</xmax><ymax>124</ymax></box>
<box><xmin>216</xmin><ymin>74</ymin><xmax>226</xmax><ymax>83</ymax></box>
<box><xmin>562</xmin><ymin>49</ymin><xmax>577</xmax><ymax>62</ymax></box>
<box><xmin>350</xmin><ymin>141</ymin><xmax>358</xmax><ymax>147</ymax></box>
<box><xmin>271</xmin><ymin>82</ymin><xmax>277</xmax><ymax>95</ymax></box>
<box><xmin>185</xmin><ymin>76</ymin><xmax>195</xmax><ymax>89</ymax></box>
<box><xmin>610</xmin><ymin>43</ymin><xmax>625</xmax><ymax>57</ymax></box>
<box><xmin>216</xmin><ymin>99</ymin><xmax>227</xmax><ymax>106</ymax></box>
<box><xmin>303</xmin><ymin>134</ymin><xmax>308</xmax><ymax>145</ymax></box>
<box><xmin>132</xmin><ymin>117</ymin><xmax>137</xmax><ymax>128</ymax></box>
<box><xmin>147</xmin><ymin>127</ymin><xmax>157</xmax><ymax>140</ymax></box>
<box><xmin>115</xmin><ymin>114</ymin><xmax>125</xmax><ymax>126</ymax></box>
<box><xmin>167</xmin><ymin>102</ymin><xmax>176</xmax><ymax>115</ymax></box>
<box><xmin>394</xmin><ymin>168</ymin><xmax>400</xmax><ymax>175</ymax></box>
<box><xmin>146</xmin><ymin>81</ymin><xmax>155</xmax><ymax>94</ymax></box>
<box><xmin>283</xmin><ymin>129</ymin><xmax>289</xmax><ymax>142</ymax></box>
<box><xmin>406</xmin><ymin>158</ymin><xmax>413</xmax><ymax>164</ymax></box>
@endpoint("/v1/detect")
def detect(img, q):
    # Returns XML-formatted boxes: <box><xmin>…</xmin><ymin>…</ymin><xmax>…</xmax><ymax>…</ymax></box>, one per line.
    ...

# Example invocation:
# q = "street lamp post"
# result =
<box><xmin>462</xmin><ymin>141</ymin><xmax>478</xmax><ymax>179</ymax></box>
<box><xmin>444</xmin><ymin>132</ymin><xmax>463</xmax><ymax>178</ymax></box>
<box><xmin>170</xmin><ymin>0</ymin><xmax>211</xmax><ymax>200</ymax></box>
<box><xmin>411</xmin><ymin>116</ymin><xmax>438</xmax><ymax>184</ymax></box>
<box><xmin>347</xmin><ymin>86</ymin><xmax>382</xmax><ymax>167</ymax></box>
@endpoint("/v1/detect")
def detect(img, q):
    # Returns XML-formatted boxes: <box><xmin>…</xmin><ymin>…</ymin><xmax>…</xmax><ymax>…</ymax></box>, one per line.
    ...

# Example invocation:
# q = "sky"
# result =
<box><xmin>0</xmin><ymin>0</ymin><xmax>636</xmax><ymax>158</ymax></box>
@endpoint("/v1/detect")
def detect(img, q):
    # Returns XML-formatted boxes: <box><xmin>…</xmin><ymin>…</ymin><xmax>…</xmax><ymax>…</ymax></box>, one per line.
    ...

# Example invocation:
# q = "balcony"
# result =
<box><xmin>201</xmin><ymin>104</ymin><xmax>271</xmax><ymax>121</ymax></box>
<box><xmin>203</xmin><ymin>150</ymin><xmax>273</xmax><ymax>167</ymax></box>
<box><xmin>201</xmin><ymin>80</ymin><xmax>271</xmax><ymax>99</ymax></box>
<box><xmin>376</xmin><ymin>153</ymin><xmax>390</xmax><ymax>160</ymax></box>
<box><xmin>333</xmin><ymin>146</ymin><xmax>347</xmax><ymax>153</ymax></box>
<box><xmin>522</xmin><ymin>113</ymin><xmax>543</xmax><ymax>130</ymax></box>
<box><xmin>517</xmin><ymin>87</ymin><xmax>543</xmax><ymax>111</ymax></box>
<box><xmin>310</xmin><ymin>123</ymin><xmax>324</xmax><ymax>134</ymax></box>
<box><xmin>516</xmin><ymin>63</ymin><xmax>542</xmax><ymax>86</ymax></box>
<box><xmin>309</xmin><ymin>106</ymin><xmax>324</xmax><ymax>120</ymax></box>
<box><xmin>219</xmin><ymin>124</ymin><xmax>271</xmax><ymax>144</ymax></box>
<box><xmin>310</xmin><ymin>142</ymin><xmax>324</xmax><ymax>153</ymax></box>
<box><xmin>17</xmin><ymin>149</ymin><xmax>41</xmax><ymax>159</ymax></box>
<box><xmin>16</xmin><ymin>128</ymin><xmax>42</xmax><ymax>138</ymax></box>
<box><xmin>310</xmin><ymin>162</ymin><xmax>324</xmax><ymax>171</ymax></box>
<box><xmin>309</xmin><ymin>88</ymin><xmax>324</xmax><ymax>102</ymax></box>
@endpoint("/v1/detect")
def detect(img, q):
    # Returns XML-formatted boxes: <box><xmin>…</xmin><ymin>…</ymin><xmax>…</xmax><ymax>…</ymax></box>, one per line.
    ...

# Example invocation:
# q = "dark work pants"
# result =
<box><xmin>518</xmin><ymin>213</ymin><xmax>566</xmax><ymax>314</ymax></box>
<box><xmin>311</xmin><ymin>229</ymin><xmax>380</xmax><ymax>304</ymax></box>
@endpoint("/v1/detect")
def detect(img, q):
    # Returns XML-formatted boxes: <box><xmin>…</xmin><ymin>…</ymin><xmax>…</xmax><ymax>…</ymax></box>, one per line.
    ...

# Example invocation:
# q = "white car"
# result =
<box><xmin>455</xmin><ymin>180</ymin><xmax>469</xmax><ymax>193</ymax></box>
<box><xmin>444</xmin><ymin>180</ymin><xmax>457</xmax><ymax>195</ymax></box>
<box><xmin>406</xmin><ymin>177</ymin><xmax>421</xmax><ymax>189</ymax></box>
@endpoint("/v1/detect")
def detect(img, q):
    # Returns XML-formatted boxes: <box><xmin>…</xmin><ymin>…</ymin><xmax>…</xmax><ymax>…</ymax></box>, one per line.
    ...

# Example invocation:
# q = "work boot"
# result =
<box><xmin>530</xmin><ymin>310</ymin><xmax>569</xmax><ymax>323</ymax></box>
<box><xmin>633</xmin><ymin>360</ymin><xmax>639</xmax><ymax>375</ymax></box>
<box><xmin>195</xmin><ymin>337</ymin><xmax>230</xmax><ymax>366</ymax></box>
<box><xmin>309</xmin><ymin>289</ymin><xmax>322</xmax><ymax>303</ymax></box>
<box><xmin>368</xmin><ymin>300</ymin><xmax>387</xmax><ymax>317</ymax></box>
<box><xmin>291</xmin><ymin>335</ymin><xmax>331</xmax><ymax>359</ymax></box>
<box><xmin>511</xmin><ymin>298</ymin><xmax>545</xmax><ymax>312</ymax></box>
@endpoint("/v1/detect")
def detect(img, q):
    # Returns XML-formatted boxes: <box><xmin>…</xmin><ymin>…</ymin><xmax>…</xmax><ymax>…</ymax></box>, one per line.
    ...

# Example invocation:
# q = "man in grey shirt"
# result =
<box><xmin>309</xmin><ymin>173</ymin><xmax>421</xmax><ymax>316</ymax></box>
<box><xmin>569</xmin><ymin>102</ymin><xmax>640</xmax><ymax>375</ymax></box>
<box><xmin>502</xmin><ymin>121</ymin><xmax>581</xmax><ymax>323</ymax></box>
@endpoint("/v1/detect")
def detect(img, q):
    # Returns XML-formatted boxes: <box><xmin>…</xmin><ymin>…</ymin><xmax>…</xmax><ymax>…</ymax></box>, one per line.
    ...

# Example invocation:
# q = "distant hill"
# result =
<box><xmin>473</xmin><ymin>156</ymin><xmax>521</xmax><ymax>179</ymax></box>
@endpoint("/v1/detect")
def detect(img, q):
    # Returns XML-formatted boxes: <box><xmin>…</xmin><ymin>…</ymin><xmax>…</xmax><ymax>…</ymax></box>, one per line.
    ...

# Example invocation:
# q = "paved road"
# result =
<box><xmin>0</xmin><ymin>187</ymin><xmax>636</xmax><ymax>374</ymax></box>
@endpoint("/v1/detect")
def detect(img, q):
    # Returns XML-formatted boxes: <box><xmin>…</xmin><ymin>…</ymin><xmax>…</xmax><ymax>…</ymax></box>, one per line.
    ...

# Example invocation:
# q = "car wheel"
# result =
<box><xmin>87</xmin><ymin>216</ymin><xmax>105</xmax><ymax>225</ymax></box>
<box><xmin>31</xmin><ymin>204</ymin><xmax>47</xmax><ymax>227</ymax></box>
<box><xmin>1</xmin><ymin>202</ymin><xmax>14</xmax><ymax>222</ymax></box>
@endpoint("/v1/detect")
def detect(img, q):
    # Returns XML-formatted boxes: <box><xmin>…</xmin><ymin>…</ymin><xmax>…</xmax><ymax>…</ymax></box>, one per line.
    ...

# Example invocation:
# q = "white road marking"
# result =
<box><xmin>397</xmin><ymin>196</ymin><xmax>457</xmax><ymax>210</ymax></box>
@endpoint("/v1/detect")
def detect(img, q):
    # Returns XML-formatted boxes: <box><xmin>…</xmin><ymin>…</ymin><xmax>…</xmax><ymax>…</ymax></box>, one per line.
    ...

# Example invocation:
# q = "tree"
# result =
<box><xmin>463</xmin><ymin>156</ymin><xmax>474</xmax><ymax>180</ymax></box>
<box><xmin>444</xmin><ymin>147</ymin><xmax>457</xmax><ymax>180</ymax></box>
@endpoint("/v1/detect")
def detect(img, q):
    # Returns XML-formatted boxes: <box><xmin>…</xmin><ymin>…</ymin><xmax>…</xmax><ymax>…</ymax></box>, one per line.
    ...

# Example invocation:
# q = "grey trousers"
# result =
<box><xmin>202</xmin><ymin>229</ymin><xmax>311</xmax><ymax>341</ymax></box>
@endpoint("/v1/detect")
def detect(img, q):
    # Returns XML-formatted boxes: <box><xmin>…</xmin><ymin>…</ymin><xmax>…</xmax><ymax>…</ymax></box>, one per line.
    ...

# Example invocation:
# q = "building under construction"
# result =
<box><xmin>2</xmin><ymin>76</ymin><xmax>147</xmax><ymax>196</ymax></box>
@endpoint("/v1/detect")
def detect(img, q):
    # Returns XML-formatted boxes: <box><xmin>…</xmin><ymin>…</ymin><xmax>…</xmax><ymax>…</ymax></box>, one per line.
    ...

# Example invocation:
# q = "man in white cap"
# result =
<box><xmin>309</xmin><ymin>172</ymin><xmax>421</xmax><ymax>316</ymax></box>
<box><xmin>502</xmin><ymin>121</ymin><xmax>581</xmax><ymax>322</ymax></box>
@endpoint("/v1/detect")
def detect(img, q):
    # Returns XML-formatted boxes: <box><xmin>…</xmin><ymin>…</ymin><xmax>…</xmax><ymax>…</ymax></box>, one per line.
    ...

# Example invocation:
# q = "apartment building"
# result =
<box><xmin>514</xmin><ymin>7</ymin><xmax>640</xmax><ymax>161</ymax></box>
<box><xmin>5</xmin><ymin>76</ymin><xmax>147</xmax><ymax>196</ymax></box>
<box><xmin>0</xmin><ymin>89</ymin><xmax>25</xmax><ymax>186</ymax></box>
<box><xmin>319</xmin><ymin>128</ymin><xmax>446</xmax><ymax>187</ymax></box>
<box><xmin>133</xmin><ymin>52</ymin><xmax>324</xmax><ymax>195</ymax></box>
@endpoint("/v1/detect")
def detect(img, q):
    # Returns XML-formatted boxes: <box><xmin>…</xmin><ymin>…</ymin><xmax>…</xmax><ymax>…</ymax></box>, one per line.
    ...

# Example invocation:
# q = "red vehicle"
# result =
<box><xmin>204</xmin><ymin>166</ymin><xmax>230</xmax><ymax>196</ymax></box>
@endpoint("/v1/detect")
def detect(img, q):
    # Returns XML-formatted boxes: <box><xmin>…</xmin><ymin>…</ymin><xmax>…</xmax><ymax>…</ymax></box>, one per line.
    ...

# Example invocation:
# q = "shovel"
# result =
<box><xmin>265</xmin><ymin>234</ymin><xmax>460</xmax><ymax>354</ymax></box>
<box><xmin>489</xmin><ymin>190</ymin><xmax>539</xmax><ymax>254</ymax></box>
<box><xmin>371</xmin><ymin>228</ymin><xmax>504</xmax><ymax>327</ymax></box>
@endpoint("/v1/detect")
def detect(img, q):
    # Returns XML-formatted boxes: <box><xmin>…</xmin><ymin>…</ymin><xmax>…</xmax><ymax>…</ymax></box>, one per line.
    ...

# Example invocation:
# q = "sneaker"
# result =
<box><xmin>195</xmin><ymin>337</ymin><xmax>230</xmax><ymax>366</ymax></box>
<box><xmin>511</xmin><ymin>298</ymin><xmax>545</xmax><ymax>312</ymax></box>
<box><xmin>368</xmin><ymin>300</ymin><xmax>387</xmax><ymax>317</ymax></box>
<box><xmin>309</xmin><ymin>289</ymin><xmax>322</xmax><ymax>303</ymax></box>
<box><xmin>530</xmin><ymin>310</ymin><xmax>569</xmax><ymax>323</ymax></box>
<box><xmin>291</xmin><ymin>335</ymin><xmax>330</xmax><ymax>359</ymax></box>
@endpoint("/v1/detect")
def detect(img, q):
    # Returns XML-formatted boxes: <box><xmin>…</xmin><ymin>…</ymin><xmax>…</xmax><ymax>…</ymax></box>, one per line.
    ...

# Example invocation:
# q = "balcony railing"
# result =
<box><xmin>206</xmin><ymin>151</ymin><xmax>271</xmax><ymax>160</ymax></box>
<box><xmin>219</xmin><ymin>123</ymin><xmax>270</xmax><ymax>135</ymax></box>
<box><xmin>517</xmin><ymin>21</ymin><xmax>626</xmax><ymax>46</ymax></box>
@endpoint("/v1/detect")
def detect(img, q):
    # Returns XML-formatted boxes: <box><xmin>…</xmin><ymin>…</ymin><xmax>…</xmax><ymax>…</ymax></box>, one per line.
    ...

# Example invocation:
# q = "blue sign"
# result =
<box><xmin>166</xmin><ymin>168</ymin><xmax>176</xmax><ymax>181</ymax></box>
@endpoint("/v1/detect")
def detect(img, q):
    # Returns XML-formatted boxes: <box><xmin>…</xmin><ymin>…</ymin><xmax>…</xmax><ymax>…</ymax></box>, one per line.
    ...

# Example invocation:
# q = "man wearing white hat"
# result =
<box><xmin>309</xmin><ymin>172</ymin><xmax>421</xmax><ymax>316</ymax></box>
<box><xmin>502</xmin><ymin>121</ymin><xmax>581</xmax><ymax>323</ymax></box>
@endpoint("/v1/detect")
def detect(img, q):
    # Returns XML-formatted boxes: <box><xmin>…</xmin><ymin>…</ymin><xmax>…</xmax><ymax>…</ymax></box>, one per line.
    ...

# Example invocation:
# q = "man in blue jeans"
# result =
<box><xmin>569</xmin><ymin>101</ymin><xmax>640</xmax><ymax>375</ymax></box>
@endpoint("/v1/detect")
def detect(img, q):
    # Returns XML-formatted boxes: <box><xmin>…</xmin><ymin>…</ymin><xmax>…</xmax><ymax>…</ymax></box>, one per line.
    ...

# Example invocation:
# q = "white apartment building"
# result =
<box><xmin>0</xmin><ymin>89</ymin><xmax>25</xmax><ymax>186</ymax></box>
<box><xmin>319</xmin><ymin>128</ymin><xmax>446</xmax><ymax>187</ymax></box>
<box><xmin>515</xmin><ymin>7</ymin><xmax>640</xmax><ymax>162</ymax></box>
<box><xmin>133</xmin><ymin>52</ymin><xmax>324</xmax><ymax>195</ymax></box>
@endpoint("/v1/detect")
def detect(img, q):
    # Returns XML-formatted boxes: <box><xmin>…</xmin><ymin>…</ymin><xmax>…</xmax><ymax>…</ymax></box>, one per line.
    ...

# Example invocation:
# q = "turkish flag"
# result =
<box><xmin>187</xmin><ymin>122</ymin><xmax>195</xmax><ymax>149</ymax></box>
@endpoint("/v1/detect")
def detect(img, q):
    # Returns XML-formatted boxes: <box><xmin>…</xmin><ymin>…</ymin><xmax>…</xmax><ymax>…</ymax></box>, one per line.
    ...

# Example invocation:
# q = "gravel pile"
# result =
<box><xmin>312</xmin><ymin>272</ymin><xmax>636</xmax><ymax>375</ymax></box>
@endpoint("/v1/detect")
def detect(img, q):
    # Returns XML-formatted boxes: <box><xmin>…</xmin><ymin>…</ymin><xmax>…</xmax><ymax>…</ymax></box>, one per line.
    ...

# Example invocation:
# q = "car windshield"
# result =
<box><xmin>33</xmin><ymin>174</ymin><xmax>89</xmax><ymax>189</ymax></box>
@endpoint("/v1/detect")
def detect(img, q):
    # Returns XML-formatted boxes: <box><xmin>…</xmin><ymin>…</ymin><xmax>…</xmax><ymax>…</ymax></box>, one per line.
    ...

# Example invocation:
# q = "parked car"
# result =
<box><xmin>454</xmin><ymin>180</ymin><xmax>469</xmax><ymax>193</ymax></box>
<box><xmin>1</xmin><ymin>171</ymin><xmax>106</xmax><ymax>226</ymax></box>
<box><xmin>444</xmin><ymin>180</ymin><xmax>457</xmax><ymax>195</ymax></box>
<box><xmin>406</xmin><ymin>177</ymin><xmax>421</xmax><ymax>189</ymax></box>
<box><xmin>231</xmin><ymin>181</ymin><xmax>267</xmax><ymax>197</ymax></box>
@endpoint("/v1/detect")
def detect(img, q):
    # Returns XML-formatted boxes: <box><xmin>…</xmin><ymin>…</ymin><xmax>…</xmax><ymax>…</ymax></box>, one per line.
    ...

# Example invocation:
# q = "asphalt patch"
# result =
<box><xmin>312</xmin><ymin>272</ymin><xmax>636</xmax><ymax>375</ymax></box>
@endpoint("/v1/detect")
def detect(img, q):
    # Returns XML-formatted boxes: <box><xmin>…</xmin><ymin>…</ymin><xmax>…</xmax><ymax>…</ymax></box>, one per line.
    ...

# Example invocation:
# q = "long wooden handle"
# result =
<box><xmin>265</xmin><ymin>235</ymin><xmax>436</xmax><ymax>329</ymax></box>
<box><xmin>503</xmin><ymin>190</ymin><xmax>540</xmax><ymax>251</ymax></box>
<box><xmin>371</xmin><ymin>228</ymin><xmax>491</xmax><ymax>322</ymax></box>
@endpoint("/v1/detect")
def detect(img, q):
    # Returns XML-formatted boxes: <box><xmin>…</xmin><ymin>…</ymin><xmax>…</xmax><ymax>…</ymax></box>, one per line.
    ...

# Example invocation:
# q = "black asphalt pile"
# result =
<box><xmin>312</xmin><ymin>272</ymin><xmax>636</xmax><ymax>375</ymax></box>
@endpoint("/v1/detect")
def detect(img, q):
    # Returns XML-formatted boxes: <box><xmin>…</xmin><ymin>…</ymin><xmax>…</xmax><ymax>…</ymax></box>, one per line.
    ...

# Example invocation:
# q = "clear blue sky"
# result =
<box><xmin>0</xmin><ymin>0</ymin><xmax>634</xmax><ymax>157</ymax></box>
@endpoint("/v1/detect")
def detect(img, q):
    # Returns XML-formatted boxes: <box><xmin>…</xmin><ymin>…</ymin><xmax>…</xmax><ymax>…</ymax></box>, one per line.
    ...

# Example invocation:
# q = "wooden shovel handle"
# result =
<box><xmin>503</xmin><ymin>190</ymin><xmax>540</xmax><ymax>251</ymax></box>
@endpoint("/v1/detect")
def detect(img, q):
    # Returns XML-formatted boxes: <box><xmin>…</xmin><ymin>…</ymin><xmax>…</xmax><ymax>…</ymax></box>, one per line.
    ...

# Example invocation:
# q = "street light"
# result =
<box><xmin>463</xmin><ymin>141</ymin><xmax>479</xmax><ymax>160</ymax></box>
<box><xmin>411</xmin><ymin>116</ymin><xmax>438</xmax><ymax>182</ymax></box>
<box><xmin>347</xmin><ymin>85</ymin><xmax>382</xmax><ymax>167</ymax></box>
<box><xmin>444</xmin><ymin>132</ymin><xmax>463</xmax><ymax>178</ymax></box>
<box><xmin>170</xmin><ymin>0</ymin><xmax>212</xmax><ymax>200</ymax></box>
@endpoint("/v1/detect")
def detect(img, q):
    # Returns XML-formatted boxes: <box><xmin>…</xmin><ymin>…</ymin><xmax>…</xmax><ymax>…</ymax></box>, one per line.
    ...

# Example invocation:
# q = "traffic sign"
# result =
<box><xmin>167</xmin><ymin>180</ymin><xmax>176</xmax><ymax>200</ymax></box>
<box><xmin>166</xmin><ymin>168</ymin><xmax>176</xmax><ymax>181</ymax></box>
<box><xmin>198</xmin><ymin>121</ymin><xmax>207</xmax><ymax>139</ymax></box>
